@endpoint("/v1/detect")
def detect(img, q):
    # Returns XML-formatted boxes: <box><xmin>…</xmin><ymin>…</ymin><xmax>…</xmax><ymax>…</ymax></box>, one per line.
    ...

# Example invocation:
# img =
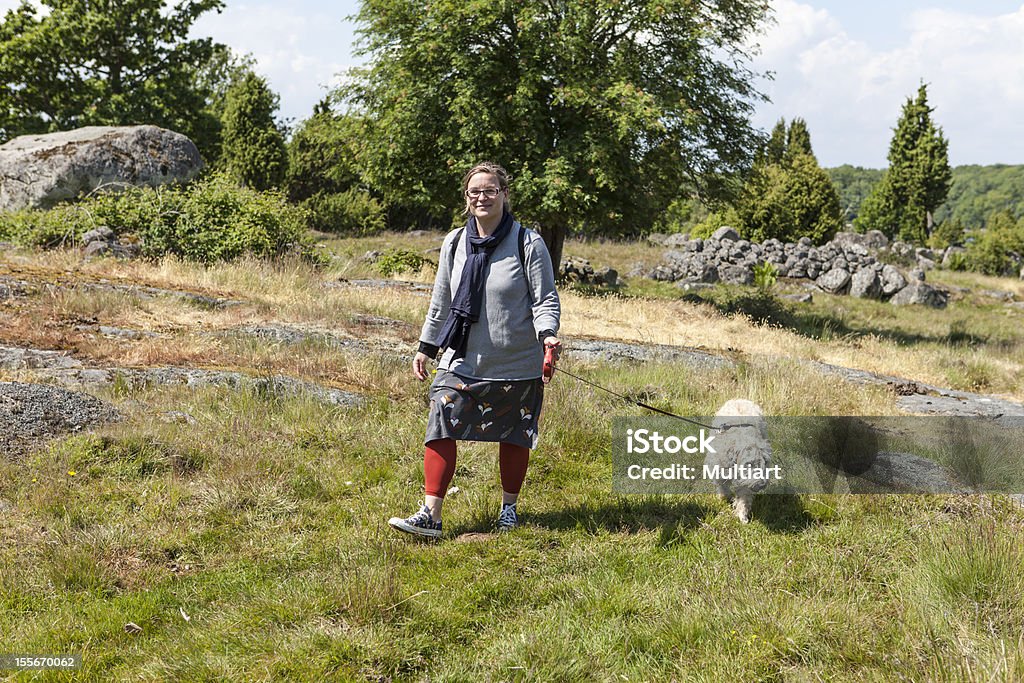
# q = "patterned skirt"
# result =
<box><xmin>424</xmin><ymin>370</ymin><xmax>544</xmax><ymax>449</ymax></box>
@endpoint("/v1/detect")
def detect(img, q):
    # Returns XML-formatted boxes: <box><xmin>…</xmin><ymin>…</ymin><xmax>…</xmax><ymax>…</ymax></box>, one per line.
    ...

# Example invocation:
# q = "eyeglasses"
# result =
<box><xmin>465</xmin><ymin>187</ymin><xmax>502</xmax><ymax>199</ymax></box>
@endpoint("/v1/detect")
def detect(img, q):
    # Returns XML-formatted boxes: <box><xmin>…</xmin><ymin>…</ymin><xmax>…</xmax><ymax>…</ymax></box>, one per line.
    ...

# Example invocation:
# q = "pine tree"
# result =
<box><xmin>737</xmin><ymin>118</ymin><xmax>841</xmax><ymax>243</ymax></box>
<box><xmin>221</xmin><ymin>72</ymin><xmax>288</xmax><ymax>191</ymax></box>
<box><xmin>855</xmin><ymin>84</ymin><xmax>951</xmax><ymax>243</ymax></box>
<box><xmin>763</xmin><ymin>118</ymin><xmax>787</xmax><ymax>165</ymax></box>
<box><xmin>784</xmin><ymin>118</ymin><xmax>815</xmax><ymax>161</ymax></box>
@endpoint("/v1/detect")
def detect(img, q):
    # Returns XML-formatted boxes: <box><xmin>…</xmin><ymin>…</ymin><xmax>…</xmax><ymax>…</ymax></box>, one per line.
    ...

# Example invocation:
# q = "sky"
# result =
<box><xmin>4</xmin><ymin>1</ymin><xmax>1023</xmax><ymax>167</ymax></box>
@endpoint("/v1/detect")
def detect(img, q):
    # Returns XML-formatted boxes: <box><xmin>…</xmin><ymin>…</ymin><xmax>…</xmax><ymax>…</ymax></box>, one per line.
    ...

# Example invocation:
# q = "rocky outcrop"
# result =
<box><xmin>81</xmin><ymin>226</ymin><xmax>141</xmax><ymax>259</ymax></box>
<box><xmin>646</xmin><ymin>230</ymin><xmax>949</xmax><ymax>307</ymax></box>
<box><xmin>1</xmin><ymin>381</ymin><xmax>120</xmax><ymax>458</ymax></box>
<box><xmin>560</xmin><ymin>257</ymin><xmax>618</xmax><ymax>286</ymax></box>
<box><xmin>0</xmin><ymin>125</ymin><xmax>202</xmax><ymax>211</ymax></box>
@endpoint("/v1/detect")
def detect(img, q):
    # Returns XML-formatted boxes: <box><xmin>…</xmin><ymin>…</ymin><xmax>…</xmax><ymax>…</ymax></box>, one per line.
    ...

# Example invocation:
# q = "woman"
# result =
<box><xmin>388</xmin><ymin>161</ymin><xmax>561</xmax><ymax>538</ymax></box>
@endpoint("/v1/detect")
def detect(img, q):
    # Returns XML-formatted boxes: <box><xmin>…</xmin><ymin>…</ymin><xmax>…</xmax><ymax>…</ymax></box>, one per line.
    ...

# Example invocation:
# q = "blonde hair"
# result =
<box><xmin>461</xmin><ymin>161</ymin><xmax>512</xmax><ymax>215</ymax></box>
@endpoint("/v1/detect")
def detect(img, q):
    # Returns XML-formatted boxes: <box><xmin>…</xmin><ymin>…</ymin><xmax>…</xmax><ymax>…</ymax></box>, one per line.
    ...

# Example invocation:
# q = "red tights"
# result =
<box><xmin>423</xmin><ymin>439</ymin><xmax>529</xmax><ymax>498</ymax></box>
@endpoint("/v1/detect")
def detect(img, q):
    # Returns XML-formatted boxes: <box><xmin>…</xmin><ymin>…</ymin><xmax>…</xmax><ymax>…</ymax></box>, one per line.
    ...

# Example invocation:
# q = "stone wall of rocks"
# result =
<box><xmin>644</xmin><ymin>227</ymin><xmax>949</xmax><ymax>307</ymax></box>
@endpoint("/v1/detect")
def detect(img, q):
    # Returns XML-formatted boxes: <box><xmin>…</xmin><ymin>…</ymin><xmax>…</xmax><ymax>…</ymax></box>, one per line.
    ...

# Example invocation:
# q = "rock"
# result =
<box><xmin>942</xmin><ymin>246</ymin><xmax>967</xmax><ymax>267</ymax></box>
<box><xmin>863</xmin><ymin>230</ymin><xmax>889</xmax><ymax>249</ymax></box>
<box><xmin>646</xmin><ymin>233</ymin><xmax>669</xmax><ymax>246</ymax></box>
<box><xmin>717</xmin><ymin>264</ymin><xmax>753</xmax><ymax>285</ymax></box>
<box><xmin>880</xmin><ymin>264</ymin><xmax>907</xmax><ymax>297</ymax></box>
<box><xmin>916</xmin><ymin>255</ymin><xmax>936</xmax><ymax>270</ymax></box>
<box><xmin>81</xmin><ymin>226</ymin><xmax>114</xmax><ymax>245</ymax></box>
<box><xmin>782</xmin><ymin>292</ymin><xmax>813</xmax><ymax>303</ymax></box>
<box><xmin>663</xmin><ymin>233</ymin><xmax>691</xmax><ymax>247</ymax></box>
<box><xmin>83</xmin><ymin>241</ymin><xmax>112</xmax><ymax>257</ymax></box>
<box><xmin>889</xmin><ymin>281</ymin><xmax>948</xmax><ymax>308</ymax></box>
<box><xmin>908</xmin><ymin>268</ymin><xmax>926</xmax><ymax>282</ymax></box>
<box><xmin>593</xmin><ymin>267</ymin><xmax>618</xmax><ymax>287</ymax></box>
<box><xmin>711</xmin><ymin>226</ymin><xmax>741</xmax><ymax>242</ymax></box>
<box><xmin>816</xmin><ymin>267</ymin><xmax>852</xmax><ymax>294</ymax></box>
<box><xmin>0</xmin><ymin>125</ymin><xmax>203</xmax><ymax>211</ymax></box>
<box><xmin>890</xmin><ymin>241</ymin><xmax>915</xmax><ymax>258</ymax></box>
<box><xmin>849</xmin><ymin>267</ymin><xmax>882</xmax><ymax>299</ymax></box>
<box><xmin>1</xmin><ymin>380</ymin><xmax>120</xmax><ymax>458</ymax></box>
<box><xmin>854</xmin><ymin>451</ymin><xmax>972</xmax><ymax>494</ymax></box>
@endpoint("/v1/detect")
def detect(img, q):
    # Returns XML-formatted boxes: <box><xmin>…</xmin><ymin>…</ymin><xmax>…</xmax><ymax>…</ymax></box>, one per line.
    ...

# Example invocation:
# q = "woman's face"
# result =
<box><xmin>465</xmin><ymin>172</ymin><xmax>506</xmax><ymax>223</ymax></box>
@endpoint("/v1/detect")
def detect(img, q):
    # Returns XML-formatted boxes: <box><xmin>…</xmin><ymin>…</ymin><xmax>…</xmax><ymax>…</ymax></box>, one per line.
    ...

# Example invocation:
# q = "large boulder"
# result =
<box><xmin>849</xmin><ymin>266</ymin><xmax>882</xmax><ymax>299</ymax></box>
<box><xmin>889</xmin><ymin>281</ymin><xmax>948</xmax><ymax>308</ymax></box>
<box><xmin>0</xmin><ymin>125</ymin><xmax>203</xmax><ymax>211</ymax></box>
<box><xmin>880</xmin><ymin>264</ymin><xmax>907</xmax><ymax>297</ymax></box>
<box><xmin>816</xmin><ymin>267</ymin><xmax>852</xmax><ymax>294</ymax></box>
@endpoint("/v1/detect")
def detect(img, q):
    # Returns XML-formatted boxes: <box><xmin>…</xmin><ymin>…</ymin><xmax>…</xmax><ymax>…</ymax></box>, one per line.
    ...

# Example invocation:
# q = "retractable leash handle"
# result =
<box><xmin>542</xmin><ymin>342</ymin><xmax>558</xmax><ymax>383</ymax></box>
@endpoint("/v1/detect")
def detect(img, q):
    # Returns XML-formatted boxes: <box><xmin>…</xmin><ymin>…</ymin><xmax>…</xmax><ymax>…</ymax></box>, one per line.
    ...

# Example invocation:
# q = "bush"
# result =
<box><xmin>375</xmin><ymin>248</ymin><xmax>427</xmax><ymax>277</ymax></box>
<box><xmin>964</xmin><ymin>211</ymin><xmax>1024</xmax><ymax>276</ymax></box>
<box><xmin>302</xmin><ymin>188</ymin><xmax>386</xmax><ymax>235</ymax></box>
<box><xmin>0</xmin><ymin>173</ymin><xmax>313</xmax><ymax>264</ymax></box>
<box><xmin>690</xmin><ymin>207</ymin><xmax>743</xmax><ymax>239</ymax></box>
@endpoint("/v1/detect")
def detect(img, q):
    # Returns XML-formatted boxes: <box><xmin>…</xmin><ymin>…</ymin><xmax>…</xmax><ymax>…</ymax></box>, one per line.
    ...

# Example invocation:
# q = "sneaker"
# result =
<box><xmin>496</xmin><ymin>502</ymin><xmax>519</xmax><ymax>532</ymax></box>
<box><xmin>388</xmin><ymin>504</ymin><xmax>442</xmax><ymax>539</ymax></box>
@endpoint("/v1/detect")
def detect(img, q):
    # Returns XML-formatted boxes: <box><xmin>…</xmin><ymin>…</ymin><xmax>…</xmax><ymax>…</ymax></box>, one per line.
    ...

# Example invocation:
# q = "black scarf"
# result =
<box><xmin>434</xmin><ymin>211</ymin><xmax>514</xmax><ymax>358</ymax></box>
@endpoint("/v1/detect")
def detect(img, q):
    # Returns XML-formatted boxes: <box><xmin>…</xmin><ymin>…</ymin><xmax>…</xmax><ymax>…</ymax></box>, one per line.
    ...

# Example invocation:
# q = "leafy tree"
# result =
<box><xmin>855</xmin><ymin>84</ymin><xmax>951</xmax><ymax>243</ymax></box>
<box><xmin>220</xmin><ymin>72</ymin><xmax>288</xmax><ymax>191</ymax></box>
<box><xmin>0</xmin><ymin>0</ymin><xmax>227</xmax><ymax>161</ymax></box>
<box><xmin>736</xmin><ymin>118</ymin><xmax>841</xmax><ymax>244</ymax></box>
<box><xmin>340</xmin><ymin>0</ymin><xmax>771</xmax><ymax>269</ymax></box>
<box><xmin>286</xmin><ymin>105</ymin><xmax>362</xmax><ymax>204</ymax></box>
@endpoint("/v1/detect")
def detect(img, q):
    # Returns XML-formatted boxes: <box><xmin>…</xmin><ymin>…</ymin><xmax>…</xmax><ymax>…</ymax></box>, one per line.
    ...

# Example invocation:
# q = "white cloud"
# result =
<box><xmin>190</xmin><ymin>1</ymin><xmax>357</xmax><ymax>123</ymax></box>
<box><xmin>752</xmin><ymin>1</ymin><xmax>1024</xmax><ymax>166</ymax></box>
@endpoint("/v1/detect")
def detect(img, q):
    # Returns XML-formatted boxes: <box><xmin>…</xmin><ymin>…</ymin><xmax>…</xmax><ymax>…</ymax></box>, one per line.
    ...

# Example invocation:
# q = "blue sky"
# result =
<box><xmin>4</xmin><ymin>1</ymin><xmax>1023</xmax><ymax>167</ymax></box>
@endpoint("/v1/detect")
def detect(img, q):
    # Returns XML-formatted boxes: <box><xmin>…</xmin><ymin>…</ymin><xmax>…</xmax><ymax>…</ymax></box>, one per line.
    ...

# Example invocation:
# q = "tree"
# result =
<box><xmin>736</xmin><ymin>118</ymin><xmax>841</xmax><ymax>243</ymax></box>
<box><xmin>0</xmin><ymin>0</ymin><xmax>226</xmax><ymax>160</ymax></box>
<box><xmin>784</xmin><ymin>117</ymin><xmax>814</xmax><ymax>161</ymax></box>
<box><xmin>855</xmin><ymin>84</ymin><xmax>951</xmax><ymax>243</ymax></box>
<box><xmin>221</xmin><ymin>72</ymin><xmax>288</xmax><ymax>190</ymax></box>
<box><xmin>340</xmin><ymin>0</ymin><xmax>771</xmax><ymax>269</ymax></box>
<box><xmin>286</xmin><ymin>106</ymin><xmax>385</xmax><ymax>234</ymax></box>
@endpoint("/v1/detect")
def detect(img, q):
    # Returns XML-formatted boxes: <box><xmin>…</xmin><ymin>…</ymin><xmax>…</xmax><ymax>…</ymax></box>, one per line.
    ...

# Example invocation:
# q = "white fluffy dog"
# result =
<box><xmin>705</xmin><ymin>399</ymin><xmax>772</xmax><ymax>523</ymax></box>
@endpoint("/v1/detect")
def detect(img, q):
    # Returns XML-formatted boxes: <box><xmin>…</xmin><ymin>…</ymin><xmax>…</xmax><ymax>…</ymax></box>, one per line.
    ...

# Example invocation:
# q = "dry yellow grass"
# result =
<box><xmin>3</xmin><ymin>245</ymin><xmax>1023</xmax><ymax>402</ymax></box>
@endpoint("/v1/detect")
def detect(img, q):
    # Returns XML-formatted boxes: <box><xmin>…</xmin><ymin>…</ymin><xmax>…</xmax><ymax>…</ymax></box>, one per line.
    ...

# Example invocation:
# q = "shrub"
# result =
<box><xmin>0</xmin><ymin>173</ymin><xmax>313</xmax><ymax>264</ymax></box>
<box><xmin>963</xmin><ymin>211</ymin><xmax>1024</xmax><ymax>276</ymax></box>
<box><xmin>302</xmin><ymin>188</ymin><xmax>386</xmax><ymax>235</ymax></box>
<box><xmin>753</xmin><ymin>261</ymin><xmax>778</xmax><ymax>291</ymax></box>
<box><xmin>375</xmin><ymin>248</ymin><xmax>427</xmax><ymax>277</ymax></box>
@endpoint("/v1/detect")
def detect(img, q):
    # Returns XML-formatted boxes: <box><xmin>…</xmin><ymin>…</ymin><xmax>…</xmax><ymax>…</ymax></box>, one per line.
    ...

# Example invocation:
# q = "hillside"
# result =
<box><xmin>828</xmin><ymin>164</ymin><xmax>1024</xmax><ymax>226</ymax></box>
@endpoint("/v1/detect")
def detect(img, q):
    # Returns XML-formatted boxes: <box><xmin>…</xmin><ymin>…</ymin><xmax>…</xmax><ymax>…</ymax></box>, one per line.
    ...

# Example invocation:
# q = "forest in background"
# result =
<box><xmin>829</xmin><ymin>164</ymin><xmax>1024</xmax><ymax>228</ymax></box>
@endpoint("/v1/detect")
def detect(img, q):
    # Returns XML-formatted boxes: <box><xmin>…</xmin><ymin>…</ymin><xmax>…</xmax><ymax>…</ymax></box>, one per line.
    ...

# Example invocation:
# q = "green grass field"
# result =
<box><xmin>2</xmin><ymin>235</ymin><xmax>1023</xmax><ymax>681</ymax></box>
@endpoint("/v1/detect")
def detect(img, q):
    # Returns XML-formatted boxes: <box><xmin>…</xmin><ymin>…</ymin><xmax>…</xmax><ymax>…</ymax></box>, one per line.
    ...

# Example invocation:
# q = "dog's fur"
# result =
<box><xmin>705</xmin><ymin>399</ymin><xmax>772</xmax><ymax>523</ymax></box>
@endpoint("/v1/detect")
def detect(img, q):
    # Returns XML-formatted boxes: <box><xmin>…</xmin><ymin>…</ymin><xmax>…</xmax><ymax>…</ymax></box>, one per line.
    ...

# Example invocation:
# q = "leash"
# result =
<box><xmin>549</xmin><ymin>364</ymin><xmax>723</xmax><ymax>432</ymax></box>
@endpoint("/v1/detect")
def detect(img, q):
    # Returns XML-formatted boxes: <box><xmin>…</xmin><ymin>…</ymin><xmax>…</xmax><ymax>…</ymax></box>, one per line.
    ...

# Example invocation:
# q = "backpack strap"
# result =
<box><xmin>449</xmin><ymin>223</ymin><xmax>534</xmax><ymax>304</ymax></box>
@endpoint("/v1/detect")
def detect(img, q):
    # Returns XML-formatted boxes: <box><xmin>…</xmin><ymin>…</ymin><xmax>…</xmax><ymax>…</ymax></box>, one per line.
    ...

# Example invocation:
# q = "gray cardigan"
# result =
<box><xmin>419</xmin><ymin>222</ymin><xmax>561</xmax><ymax>380</ymax></box>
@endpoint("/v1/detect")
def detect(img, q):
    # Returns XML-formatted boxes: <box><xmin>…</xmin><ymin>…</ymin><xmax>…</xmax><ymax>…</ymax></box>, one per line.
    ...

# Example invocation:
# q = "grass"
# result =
<box><xmin>2</xmin><ymin>235</ymin><xmax>1024</xmax><ymax>680</ymax></box>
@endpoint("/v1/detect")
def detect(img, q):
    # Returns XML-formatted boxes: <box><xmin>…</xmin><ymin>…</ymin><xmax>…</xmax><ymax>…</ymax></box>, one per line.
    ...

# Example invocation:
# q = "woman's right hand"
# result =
<box><xmin>413</xmin><ymin>352</ymin><xmax>432</xmax><ymax>381</ymax></box>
